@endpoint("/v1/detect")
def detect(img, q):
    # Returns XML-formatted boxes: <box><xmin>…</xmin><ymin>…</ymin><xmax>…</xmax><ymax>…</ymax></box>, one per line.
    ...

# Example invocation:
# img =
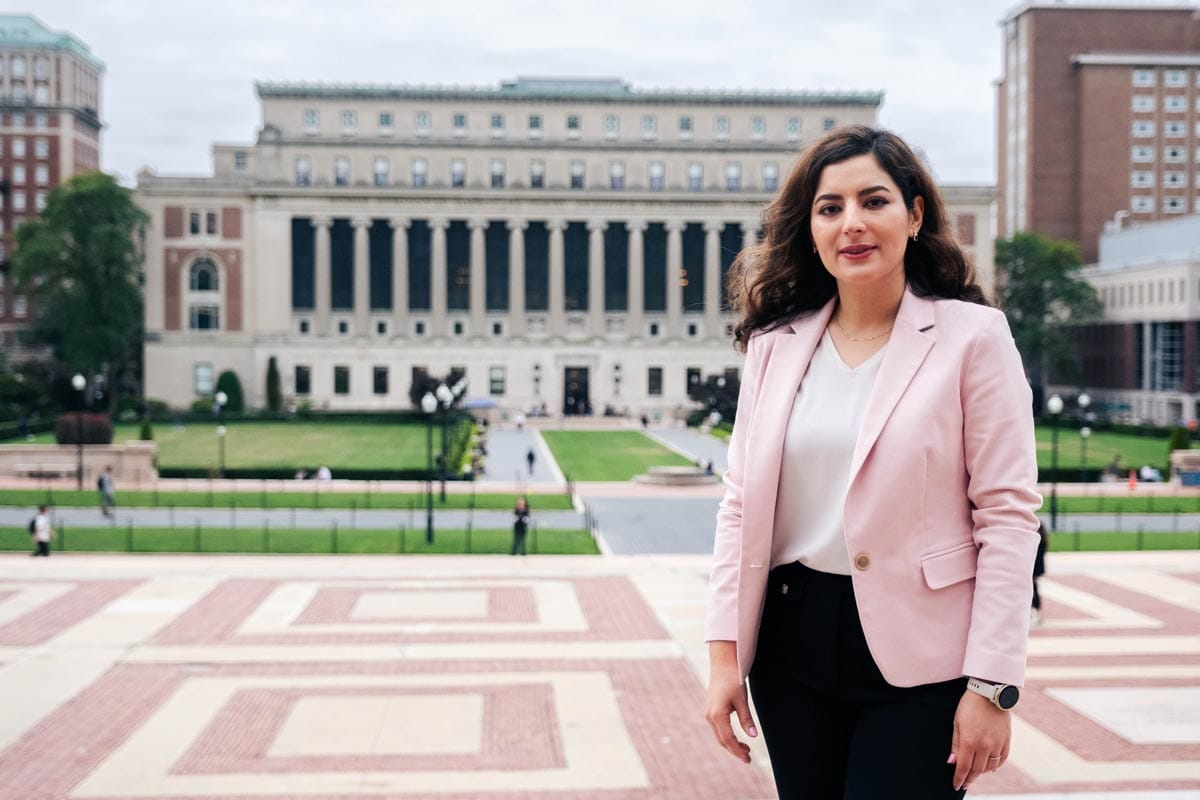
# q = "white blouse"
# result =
<box><xmin>771</xmin><ymin>329</ymin><xmax>886</xmax><ymax>575</ymax></box>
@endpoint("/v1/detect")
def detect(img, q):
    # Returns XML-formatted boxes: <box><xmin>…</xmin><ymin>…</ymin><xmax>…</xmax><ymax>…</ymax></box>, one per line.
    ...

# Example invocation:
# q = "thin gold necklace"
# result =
<box><xmin>833</xmin><ymin>317</ymin><xmax>893</xmax><ymax>342</ymax></box>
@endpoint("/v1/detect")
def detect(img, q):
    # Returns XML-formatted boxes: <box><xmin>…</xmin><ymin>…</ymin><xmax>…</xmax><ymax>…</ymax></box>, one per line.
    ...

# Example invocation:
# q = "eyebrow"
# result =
<box><xmin>813</xmin><ymin>185</ymin><xmax>893</xmax><ymax>204</ymax></box>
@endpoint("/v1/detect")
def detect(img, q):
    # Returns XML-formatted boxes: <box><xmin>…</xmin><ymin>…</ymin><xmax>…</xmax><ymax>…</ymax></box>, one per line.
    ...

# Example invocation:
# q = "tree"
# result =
<box><xmin>265</xmin><ymin>356</ymin><xmax>282</xmax><ymax>413</ymax></box>
<box><xmin>995</xmin><ymin>232</ymin><xmax>1103</xmax><ymax>409</ymax></box>
<box><xmin>11</xmin><ymin>172</ymin><xmax>148</xmax><ymax>414</ymax></box>
<box><xmin>1167</xmin><ymin>426</ymin><xmax>1191</xmax><ymax>479</ymax></box>
<box><xmin>688</xmin><ymin>373</ymin><xmax>741</xmax><ymax>423</ymax></box>
<box><xmin>215</xmin><ymin>370</ymin><xmax>244</xmax><ymax>413</ymax></box>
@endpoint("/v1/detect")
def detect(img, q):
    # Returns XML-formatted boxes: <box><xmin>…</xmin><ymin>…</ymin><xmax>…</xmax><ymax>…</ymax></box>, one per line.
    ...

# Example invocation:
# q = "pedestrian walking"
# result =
<box><xmin>29</xmin><ymin>504</ymin><xmax>54</xmax><ymax>557</ymax></box>
<box><xmin>1031</xmin><ymin>522</ymin><xmax>1048</xmax><ymax>625</ymax></box>
<box><xmin>525</xmin><ymin>447</ymin><xmax>536</xmax><ymax>477</ymax></box>
<box><xmin>97</xmin><ymin>465</ymin><xmax>116</xmax><ymax>518</ymax></box>
<box><xmin>705</xmin><ymin>125</ymin><xmax>1040</xmax><ymax>798</ymax></box>
<box><xmin>511</xmin><ymin>496</ymin><xmax>530</xmax><ymax>556</ymax></box>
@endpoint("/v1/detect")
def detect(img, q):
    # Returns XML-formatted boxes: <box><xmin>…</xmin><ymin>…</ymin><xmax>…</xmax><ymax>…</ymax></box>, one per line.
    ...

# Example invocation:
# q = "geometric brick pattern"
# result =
<box><xmin>2</xmin><ymin>553</ymin><xmax>1200</xmax><ymax>798</ymax></box>
<box><xmin>0</xmin><ymin>579</ymin><xmax>142</xmax><ymax>646</ymax></box>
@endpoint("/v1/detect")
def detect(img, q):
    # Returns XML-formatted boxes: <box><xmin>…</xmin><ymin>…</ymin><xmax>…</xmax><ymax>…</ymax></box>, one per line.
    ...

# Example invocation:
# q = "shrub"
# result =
<box><xmin>266</xmin><ymin>357</ymin><xmax>282</xmax><ymax>413</ymax></box>
<box><xmin>215</xmin><ymin>371</ymin><xmax>244</xmax><ymax>413</ymax></box>
<box><xmin>139</xmin><ymin>419</ymin><xmax>154</xmax><ymax>441</ymax></box>
<box><xmin>191</xmin><ymin>397</ymin><xmax>214</xmax><ymax>415</ymax></box>
<box><xmin>1167</xmin><ymin>426</ymin><xmax>1191</xmax><ymax>479</ymax></box>
<box><xmin>143</xmin><ymin>399</ymin><xmax>171</xmax><ymax>422</ymax></box>
<box><xmin>55</xmin><ymin>413</ymin><xmax>113</xmax><ymax>445</ymax></box>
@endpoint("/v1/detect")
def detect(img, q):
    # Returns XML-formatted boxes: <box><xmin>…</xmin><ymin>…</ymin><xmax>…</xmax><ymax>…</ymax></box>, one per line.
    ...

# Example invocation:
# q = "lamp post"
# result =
<box><xmin>1047</xmin><ymin>393</ymin><xmax>1064</xmax><ymax>532</ymax></box>
<box><xmin>71</xmin><ymin>373</ymin><xmax>85</xmax><ymax>491</ymax></box>
<box><xmin>436</xmin><ymin>383</ymin><xmax>453</xmax><ymax>501</ymax></box>
<box><xmin>421</xmin><ymin>391</ymin><xmax>437</xmax><ymax>543</ymax></box>
<box><xmin>214</xmin><ymin>391</ymin><xmax>228</xmax><ymax>478</ymax></box>
<box><xmin>1079</xmin><ymin>426</ymin><xmax>1092</xmax><ymax>484</ymax></box>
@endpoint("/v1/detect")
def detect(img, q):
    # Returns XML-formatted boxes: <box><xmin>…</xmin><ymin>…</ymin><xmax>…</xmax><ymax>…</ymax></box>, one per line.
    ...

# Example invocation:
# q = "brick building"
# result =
<box><xmin>0</xmin><ymin>14</ymin><xmax>104</xmax><ymax>355</ymax></box>
<box><xmin>997</xmin><ymin>2</ymin><xmax>1200</xmax><ymax>263</ymax></box>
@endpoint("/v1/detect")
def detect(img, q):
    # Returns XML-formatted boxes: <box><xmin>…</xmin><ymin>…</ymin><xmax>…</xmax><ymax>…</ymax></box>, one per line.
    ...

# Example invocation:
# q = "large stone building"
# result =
<box><xmin>138</xmin><ymin>77</ymin><xmax>996</xmax><ymax>416</ymax></box>
<box><xmin>997</xmin><ymin>1</ymin><xmax>1200</xmax><ymax>263</ymax></box>
<box><xmin>0</xmin><ymin>13</ymin><xmax>104</xmax><ymax>354</ymax></box>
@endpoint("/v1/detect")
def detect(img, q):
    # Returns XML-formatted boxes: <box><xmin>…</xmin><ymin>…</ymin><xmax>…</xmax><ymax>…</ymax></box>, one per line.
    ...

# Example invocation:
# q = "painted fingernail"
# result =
<box><xmin>748</xmin><ymin>726</ymin><xmax>758</xmax><ymax>737</ymax></box>
<box><xmin>947</xmin><ymin>753</ymin><xmax>956</xmax><ymax>764</ymax></box>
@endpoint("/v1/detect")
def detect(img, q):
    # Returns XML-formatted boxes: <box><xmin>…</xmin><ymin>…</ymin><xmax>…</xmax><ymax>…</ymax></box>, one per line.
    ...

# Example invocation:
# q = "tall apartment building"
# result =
<box><xmin>997</xmin><ymin>2</ymin><xmax>1200</xmax><ymax>263</ymax></box>
<box><xmin>137</xmin><ymin>77</ymin><xmax>996</xmax><ymax>415</ymax></box>
<box><xmin>0</xmin><ymin>14</ymin><xmax>104</xmax><ymax>354</ymax></box>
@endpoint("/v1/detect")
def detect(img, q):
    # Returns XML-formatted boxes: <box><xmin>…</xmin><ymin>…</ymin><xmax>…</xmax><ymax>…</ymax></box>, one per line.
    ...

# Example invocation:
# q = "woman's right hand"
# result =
<box><xmin>704</xmin><ymin>640</ymin><xmax>758</xmax><ymax>763</ymax></box>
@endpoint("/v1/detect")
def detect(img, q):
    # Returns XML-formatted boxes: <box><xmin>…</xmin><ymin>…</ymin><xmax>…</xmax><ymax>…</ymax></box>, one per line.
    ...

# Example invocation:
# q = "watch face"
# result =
<box><xmin>998</xmin><ymin>685</ymin><xmax>1020</xmax><ymax>710</ymax></box>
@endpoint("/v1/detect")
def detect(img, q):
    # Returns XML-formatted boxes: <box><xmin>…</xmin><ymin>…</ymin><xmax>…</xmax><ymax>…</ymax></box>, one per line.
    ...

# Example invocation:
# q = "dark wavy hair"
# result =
<box><xmin>728</xmin><ymin>124</ymin><xmax>988</xmax><ymax>352</ymax></box>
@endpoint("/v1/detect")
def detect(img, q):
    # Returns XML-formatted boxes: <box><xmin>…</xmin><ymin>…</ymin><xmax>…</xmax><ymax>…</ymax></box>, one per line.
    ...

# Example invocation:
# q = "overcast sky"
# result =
<box><xmin>12</xmin><ymin>0</ymin><xmax>1031</xmax><ymax>185</ymax></box>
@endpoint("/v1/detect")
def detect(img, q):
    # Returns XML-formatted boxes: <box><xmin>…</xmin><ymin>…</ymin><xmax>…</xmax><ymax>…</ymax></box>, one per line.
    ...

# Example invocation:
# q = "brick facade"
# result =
<box><xmin>999</xmin><ymin>5</ymin><xmax>1200</xmax><ymax>263</ymax></box>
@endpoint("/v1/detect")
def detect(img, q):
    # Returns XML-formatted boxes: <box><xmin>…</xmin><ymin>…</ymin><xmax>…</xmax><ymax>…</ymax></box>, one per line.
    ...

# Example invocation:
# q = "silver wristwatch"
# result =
<box><xmin>967</xmin><ymin>677</ymin><xmax>1020</xmax><ymax>710</ymax></box>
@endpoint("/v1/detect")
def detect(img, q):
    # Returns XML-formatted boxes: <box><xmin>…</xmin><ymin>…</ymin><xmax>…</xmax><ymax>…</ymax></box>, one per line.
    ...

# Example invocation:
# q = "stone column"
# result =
<box><xmin>704</xmin><ymin>222</ymin><xmax>722</xmax><ymax>338</ymax></box>
<box><xmin>548</xmin><ymin>219</ymin><xmax>566</xmax><ymax>337</ymax></box>
<box><xmin>430</xmin><ymin>217</ymin><xmax>448</xmax><ymax>336</ymax></box>
<box><xmin>469</xmin><ymin>218</ymin><xmax>487</xmax><ymax>336</ymax></box>
<box><xmin>666</xmin><ymin>220</ymin><xmax>684</xmax><ymax>338</ymax></box>
<box><xmin>313</xmin><ymin>216</ymin><xmax>332</xmax><ymax>335</ymax></box>
<box><xmin>587</xmin><ymin>220</ymin><xmax>606</xmax><ymax>337</ymax></box>
<box><xmin>389</xmin><ymin>217</ymin><xmax>409</xmax><ymax>336</ymax></box>
<box><xmin>352</xmin><ymin>217</ymin><xmax>371</xmax><ymax>337</ymax></box>
<box><xmin>743</xmin><ymin>219</ymin><xmax>761</xmax><ymax>252</ymax></box>
<box><xmin>507</xmin><ymin>219</ymin><xmax>526</xmax><ymax>337</ymax></box>
<box><xmin>1142</xmin><ymin>321</ymin><xmax>1153</xmax><ymax>391</ymax></box>
<box><xmin>626</xmin><ymin>221</ymin><xmax>646</xmax><ymax>338</ymax></box>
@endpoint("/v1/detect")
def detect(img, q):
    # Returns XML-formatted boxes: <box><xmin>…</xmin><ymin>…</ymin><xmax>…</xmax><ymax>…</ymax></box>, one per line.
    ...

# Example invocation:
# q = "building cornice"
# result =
<box><xmin>1001</xmin><ymin>2</ymin><xmax>1199</xmax><ymax>26</ymax></box>
<box><xmin>255</xmin><ymin>79</ymin><xmax>884</xmax><ymax>108</ymax></box>
<box><xmin>251</xmin><ymin>133</ymin><xmax>807</xmax><ymax>154</ymax></box>
<box><xmin>1073</xmin><ymin>52</ymin><xmax>1200</xmax><ymax>66</ymax></box>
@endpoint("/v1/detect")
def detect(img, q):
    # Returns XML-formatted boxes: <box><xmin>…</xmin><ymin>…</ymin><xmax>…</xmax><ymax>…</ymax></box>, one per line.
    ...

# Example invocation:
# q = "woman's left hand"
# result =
<box><xmin>949</xmin><ymin>690</ymin><xmax>1012</xmax><ymax>792</ymax></box>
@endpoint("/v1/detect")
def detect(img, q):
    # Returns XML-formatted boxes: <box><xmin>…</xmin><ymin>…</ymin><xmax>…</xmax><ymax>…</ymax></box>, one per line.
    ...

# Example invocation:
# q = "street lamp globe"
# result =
<box><xmin>421</xmin><ymin>392</ymin><xmax>437</xmax><ymax>414</ymax></box>
<box><xmin>1080</xmin><ymin>426</ymin><xmax>1091</xmax><ymax>439</ymax></box>
<box><xmin>1047</xmin><ymin>394</ymin><xmax>1064</xmax><ymax>415</ymax></box>
<box><xmin>216</xmin><ymin>425</ymin><xmax>226</xmax><ymax>438</ymax></box>
<box><xmin>215</xmin><ymin>391</ymin><xmax>228</xmax><ymax>407</ymax></box>
<box><xmin>71</xmin><ymin>373</ymin><xmax>85</xmax><ymax>391</ymax></box>
<box><xmin>1078</xmin><ymin>392</ymin><xmax>1091</xmax><ymax>410</ymax></box>
<box><xmin>436</xmin><ymin>383</ymin><xmax>453</xmax><ymax>406</ymax></box>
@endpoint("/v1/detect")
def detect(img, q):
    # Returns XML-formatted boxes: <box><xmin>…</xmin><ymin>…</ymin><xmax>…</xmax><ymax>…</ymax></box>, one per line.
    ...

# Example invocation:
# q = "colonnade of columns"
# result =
<box><xmin>305</xmin><ymin>216</ymin><xmax>760</xmax><ymax>339</ymax></box>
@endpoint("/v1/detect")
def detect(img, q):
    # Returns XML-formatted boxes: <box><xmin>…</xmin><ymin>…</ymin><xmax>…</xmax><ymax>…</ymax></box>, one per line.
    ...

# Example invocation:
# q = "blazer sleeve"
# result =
<box><xmin>705</xmin><ymin>335</ymin><xmax>763</xmax><ymax>643</ymax></box>
<box><xmin>960</xmin><ymin>310</ymin><xmax>1043</xmax><ymax>686</ymax></box>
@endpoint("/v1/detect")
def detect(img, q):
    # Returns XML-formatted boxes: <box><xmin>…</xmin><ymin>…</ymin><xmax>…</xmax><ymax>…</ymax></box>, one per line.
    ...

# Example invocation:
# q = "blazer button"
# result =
<box><xmin>854</xmin><ymin>553</ymin><xmax>871</xmax><ymax>571</ymax></box>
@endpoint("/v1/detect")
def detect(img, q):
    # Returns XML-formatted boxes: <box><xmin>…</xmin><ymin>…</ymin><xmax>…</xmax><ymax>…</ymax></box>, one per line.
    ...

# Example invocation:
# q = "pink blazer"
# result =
<box><xmin>706</xmin><ymin>287</ymin><xmax>1042</xmax><ymax>688</ymax></box>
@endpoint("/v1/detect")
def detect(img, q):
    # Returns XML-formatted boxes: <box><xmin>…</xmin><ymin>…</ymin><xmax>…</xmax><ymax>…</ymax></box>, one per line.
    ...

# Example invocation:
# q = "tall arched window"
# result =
<box><xmin>189</xmin><ymin>259</ymin><xmax>219</xmax><ymax>292</ymax></box>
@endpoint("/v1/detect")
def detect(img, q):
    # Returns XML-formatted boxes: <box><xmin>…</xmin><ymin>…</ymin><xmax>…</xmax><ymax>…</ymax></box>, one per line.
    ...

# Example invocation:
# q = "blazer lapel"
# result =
<box><xmin>740</xmin><ymin>299</ymin><xmax>835</xmax><ymax>565</ymax></box>
<box><xmin>848</xmin><ymin>288</ymin><xmax>936</xmax><ymax>486</ymax></box>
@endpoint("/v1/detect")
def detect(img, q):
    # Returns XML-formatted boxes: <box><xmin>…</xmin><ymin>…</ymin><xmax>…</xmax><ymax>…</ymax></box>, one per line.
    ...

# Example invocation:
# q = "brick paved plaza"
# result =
<box><xmin>0</xmin><ymin>551</ymin><xmax>1198</xmax><ymax>799</ymax></box>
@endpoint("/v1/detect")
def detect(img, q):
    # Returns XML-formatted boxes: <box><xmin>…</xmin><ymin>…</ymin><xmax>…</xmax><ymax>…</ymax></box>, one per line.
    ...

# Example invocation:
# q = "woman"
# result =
<box><xmin>512</xmin><ymin>496</ymin><xmax>530</xmax><ymax>556</ymax></box>
<box><xmin>704</xmin><ymin>125</ymin><xmax>1041</xmax><ymax>798</ymax></box>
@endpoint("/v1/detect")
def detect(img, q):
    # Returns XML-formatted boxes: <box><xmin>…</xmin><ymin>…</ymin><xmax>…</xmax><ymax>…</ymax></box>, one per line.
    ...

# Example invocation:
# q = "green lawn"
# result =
<box><xmin>23</xmin><ymin>422</ymin><xmax>439</xmax><ymax>471</ymax></box>
<box><xmin>0</xmin><ymin>488</ymin><xmax>574</xmax><ymax>511</ymax></box>
<box><xmin>1052</xmin><ymin>495</ymin><xmax>1200</xmax><ymax>514</ymax></box>
<box><xmin>1048</xmin><ymin>531</ymin><xmax>1200</xmax><ymax>551</ymax></box>
<box><xmin>1035</xmin><ymin>426</ymin><xmax>1171</xmax><ymax>471</ymax></box>
<box><xmin>541</xmin><ymin>430</ymin><xmax>694</xmax><ymax>481</ymax></box>
<box><xmin>0</xmin><ymin>526</ymin><xmax>598</xmax><ymax>555</ymax></box>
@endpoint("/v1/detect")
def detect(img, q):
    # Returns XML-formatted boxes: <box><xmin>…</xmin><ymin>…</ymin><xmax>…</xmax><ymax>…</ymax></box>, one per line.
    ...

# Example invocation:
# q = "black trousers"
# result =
<box><xmin>749</xmin><ymin>561</ymin><xmax>967</xmax><ymax>800</ymax></box>
<box><xmin>32</xmin><ymin>540</ymin><xmax>50</xmax><ymax>557</ymax></box>
<box><xmin>511</xmin><ymin>529</ymin><xmax>527</xmax><ymax>555</ymax></box>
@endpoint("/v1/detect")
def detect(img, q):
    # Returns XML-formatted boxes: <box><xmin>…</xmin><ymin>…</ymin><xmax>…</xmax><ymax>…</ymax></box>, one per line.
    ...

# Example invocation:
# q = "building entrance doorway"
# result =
<box><xmin>563</xmin><ymin>367</ymin><xmax>590</xmax><ymax>416</ymax></box>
